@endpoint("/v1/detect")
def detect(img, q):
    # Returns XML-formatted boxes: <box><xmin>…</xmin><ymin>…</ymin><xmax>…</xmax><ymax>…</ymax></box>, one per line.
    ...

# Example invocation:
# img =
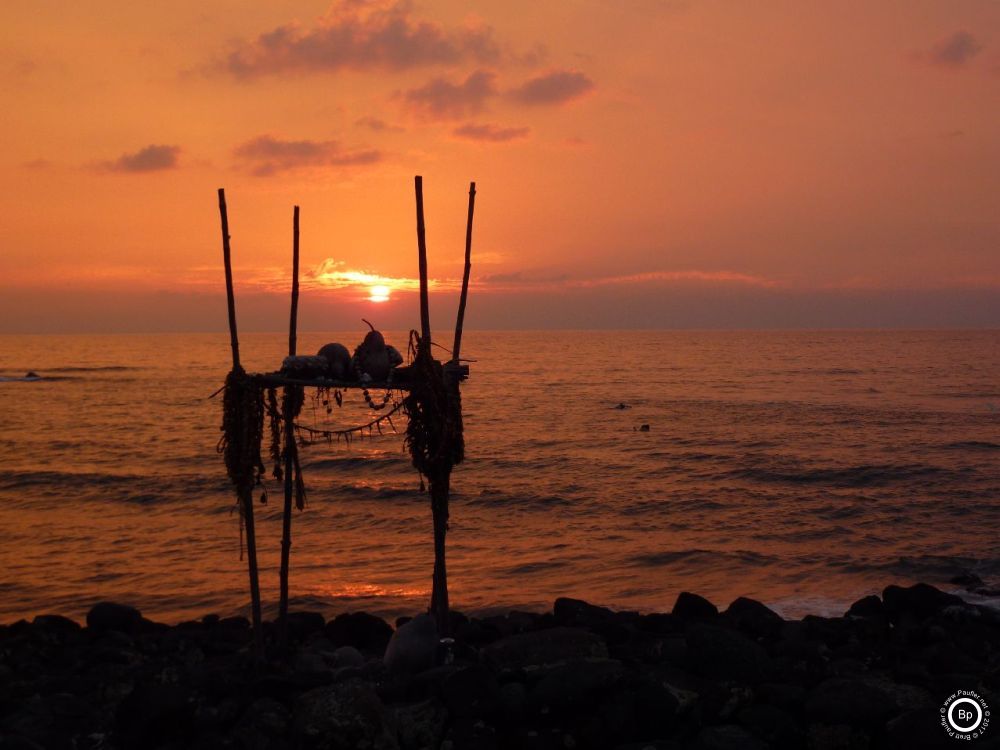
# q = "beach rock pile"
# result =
<box><xmin>3</xmin><ymin>583</ymin><xmax>1000</xmax><ymax>749</ymax></box>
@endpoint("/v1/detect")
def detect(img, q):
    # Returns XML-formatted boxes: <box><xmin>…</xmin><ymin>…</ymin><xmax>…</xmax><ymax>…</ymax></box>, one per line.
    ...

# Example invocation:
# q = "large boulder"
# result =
<box><xmin>441</xmin><ymin>664</ymin><xmax>501</xmax><ymax>718</ymax></box>
<box><xmin>686</xmin><ymin>625</ymin><xmax>772</xmax><ymax>684</ymax></box>
<box><xmin>554</xmin><ymin>597</ymin><xmax>616</xmax><ymax>627</ymax></box>
<box><xmin>326</xmin><ymin>612</ymin><xmax>393</xmax><ymax>655</ymax></box>
<box><xmin>482</xmin><ymin>627</ymin><xmax>608</xmax><ymax>671</ymax></box>
<box><xmin>882</xmin><ymin>583</ymin><xmax>965</xmax><ymax>622</ymax></box>
<box><xmin>526</xmin><ymin>658</ymin><xmax>625</xmax><ymax>714</ymax></box>
<box><xmin>388</xmin><ymin>699</ymin><xmax>445</xmax><ymax>750</ymax></box>
<box><xmin>725</xmin><ymin>597</ymin><xmax>784</xmax><ymax>639</ymax></box>
<box><xmin>804</xmin><ymin>678</ymin><xmax>898</xmax><ymax>725</ymax></box>
<box><xmin>32</xmin><ymin>614</ymin><xmax>81</xmax><ymax>637</ymax></box>
<box><xmin>293</xmin><ymin>680</ymin><xmax>398</xmax><ymax>750</ymax></box>
<box><xmin>231</xmin><ymin>697</ymin><xmax>290</xmax><ymax>749</ymax></box>
<box><xmin>284</xmin><ymin>610</ymin><xmax>326</xmax><ymax>641</ymax></box>
<box><xmin>672</xmin><ymin>592</ymin><xmax>719</xmax><ymax>620</ymax></box>
<box><xmin>846</xmin><ymin>595</ymin><xmax>884</xmax><ymax>618</ymax></box>
<box><xmin>86</xmin><ymin>602</ymin><xmax>143</xmax><ymax>634</ymax></box>
<box><xmin>693</xmin><ymin>724</ymin><xmax>769</xmax><ymax>750</ymax></box>
<box><xmin>383</xmin><ymin>614</ymin><xmax>437</xmax><ymax>676</ymax></box>
<box><xmin>115</xmin><ymin>683</ymin><xmax>195</xmax><ymax>748</ymax></box>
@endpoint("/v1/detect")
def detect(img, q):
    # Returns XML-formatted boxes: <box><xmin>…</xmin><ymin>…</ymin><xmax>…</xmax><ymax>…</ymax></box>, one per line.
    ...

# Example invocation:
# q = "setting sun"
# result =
<box><xmin>367</xmin><ymin>284</ymin><xmax>390</xmax><ymax>303</ymax></box>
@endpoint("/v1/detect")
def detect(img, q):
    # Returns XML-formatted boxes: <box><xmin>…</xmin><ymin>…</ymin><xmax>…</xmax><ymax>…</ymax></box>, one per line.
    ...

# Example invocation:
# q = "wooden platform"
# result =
<box><xmin>246</xmin><ymin>362</ymin><xmax>469</xmax><ymax>390</ymax></box>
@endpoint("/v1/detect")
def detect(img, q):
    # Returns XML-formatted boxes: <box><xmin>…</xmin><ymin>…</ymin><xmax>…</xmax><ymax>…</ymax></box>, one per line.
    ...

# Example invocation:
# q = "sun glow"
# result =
<box><xmin>368</xmin><ymin>284</ymin><xmax>391</xmax><ymax>302</ymax></box>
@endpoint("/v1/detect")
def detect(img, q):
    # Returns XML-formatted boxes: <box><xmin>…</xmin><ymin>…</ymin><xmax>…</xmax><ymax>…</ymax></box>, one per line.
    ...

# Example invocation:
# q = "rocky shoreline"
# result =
<box><xmin>2</xmin><ymin>583</ymin><xmax>999</xmax><ymax>749</ymax></box>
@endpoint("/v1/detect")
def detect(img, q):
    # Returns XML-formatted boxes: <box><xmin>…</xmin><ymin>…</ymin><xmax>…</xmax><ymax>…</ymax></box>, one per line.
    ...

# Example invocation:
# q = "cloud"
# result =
<box><xmin>575</xmin><ymin>270</ymin><xmax>777</xmax><ymax>288</ymax></box>
<box><xmin>401</xmin><ymin>70</ymin><xmax>496</xmax><ymax>120</ymax></box>
<box><xmin>102</xmin><ymin>144</ymin><xmax>180</xmax><ymax>173</ymax></box>
<box><xmin>479</xmin><ymin>268</ymin><xmax>776</xmax><ymax>291</ymax></box>
<box><xmin>233</xmin><ymin>135</ymin><xmax>381</xmax><ymax>176</ymax></box>
<box><xmin>452</xmin><ymin>122</ymin><xmax>529</xmax><ymax>142</ymax></box>
<box><xmin>355</xmin><ymin>115</ymin><xmax>403</xmax><ymax>132</ymax></box>
<box><xmin>305</xmin><ymin>258</ymin><xmax>457</xmax><ymax>293</ymax></box>
<box><xmin>480</xmin><ymin>270</ymin><xmax>569</xmax><ymax>285</ymax></box>
<box><xmin>221</xmin><ymin>0</ymin><xmax>500</xmax><ymax>78</ymax></box>
<box><xmin>919</xmin><ymin>31</ymin><xmax>982</xmax><ymax>67</ymax></box>
<box><xmin>509</xmin><ymin>70</ymin><xmax>594</xmax><ymax>105</ymax></box>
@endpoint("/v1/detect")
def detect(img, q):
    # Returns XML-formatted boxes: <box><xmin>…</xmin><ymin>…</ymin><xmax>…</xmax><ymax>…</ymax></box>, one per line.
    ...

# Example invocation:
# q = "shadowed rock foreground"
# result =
<box><xmin>3</xmin><ymin>584</ymin><xmax>1000</xmax><ymax>749</ymax></box>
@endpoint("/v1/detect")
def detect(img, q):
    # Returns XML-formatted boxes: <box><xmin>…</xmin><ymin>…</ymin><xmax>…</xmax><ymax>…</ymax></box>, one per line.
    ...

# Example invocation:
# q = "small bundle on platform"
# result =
<box><xmin>278</xmin><ymin>320</ymin><xmax>407</xmax><ymax>386</ymax></box>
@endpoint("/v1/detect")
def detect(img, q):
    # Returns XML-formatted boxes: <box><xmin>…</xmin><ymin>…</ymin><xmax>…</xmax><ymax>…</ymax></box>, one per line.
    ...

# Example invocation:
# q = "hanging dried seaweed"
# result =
<box><xmin>403</xmin><ymin>330</ymin><xmax>465</xmax><ymax>484</ymax></box>
<box><xmin>259</xmin><ymin>383</ymin><xmax>307</xmax><ymax>508</ymax></box>
<box><xmin>283</xmin><ymin>385</ymin><xmax>307</xmax><ymax>510</ymax></box>
<box><xmin>266</xmin><ymin>388</ymin><xmax>282</xmax><ymax>481</ymax></box>
<box><xmin>218</xmin><ymin>369</ymin><xmax>267</xmax><ymax>502</ymax></box>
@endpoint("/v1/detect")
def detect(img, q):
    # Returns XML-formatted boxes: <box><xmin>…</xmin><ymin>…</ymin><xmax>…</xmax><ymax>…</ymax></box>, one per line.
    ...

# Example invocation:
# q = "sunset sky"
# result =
<box><xmin>1</xmin><ymin>0</ymin><xmax>998</xmax><ymax>332</ymax></box>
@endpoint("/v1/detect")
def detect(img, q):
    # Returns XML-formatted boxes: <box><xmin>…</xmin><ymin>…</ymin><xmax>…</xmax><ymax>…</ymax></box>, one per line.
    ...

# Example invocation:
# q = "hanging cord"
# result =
<box><xmin>293</xmin><ymin>399</ymin><xmax>405</xmax><ymax>445</ymax></box>
<box><xmin>263</xmin><ymin>383</ymin><xmax>307</xmax><ymax>509</ymax></box>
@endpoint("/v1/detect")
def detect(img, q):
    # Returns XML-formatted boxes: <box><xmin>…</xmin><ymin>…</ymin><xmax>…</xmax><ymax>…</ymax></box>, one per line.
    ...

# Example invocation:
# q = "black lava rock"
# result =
<box><xmin>686</xmin><ymin>624</ymin><xmax>771</xmax><ymax>684</ymax></box>
<box><xmin>325</xmin><ymin>612</ymin><xmax>393</xmax><ymax>655</ymax></box>
<box><xmin>804</xmin><ymin>678</ymin><xmax>898</xmax><ymax>725</ymax></box>
<box><xmin>672</xmin><ymin>592</ymin><xmax>719</xmax><ymax>620</ymax></box>
<box><xmin>554</xmin><ymin>597</ymin><xmax>616</xmax><ymax>627</ymax></box>
<box><xmin>882</xmin><ymin>583</ymin><xmax>965</xmax><ymax>622</ymax></box>
<box><xmin>284</xmin><ymin>611</ymin><xmax>326</xmax><ymax>641</ymax></box>
<box><xmin>482</xmin><ymin>627</ymin><xmax>608</xmax><ymax>671</ymax></box>
<box><xmin>86</xmin><ymin>602</ymin><xmax>144</xmax><ymax>634</ymax></box>
<box><xmin>725</xmin><ymin>597</ymin><xmax>784</xmax><ymax>639</ymax></box>
<box><xmin>846</xmin><ymin>594</ymin><xmax>884</xmax><ymax>618</ymax></box>
<box><xmin>115</xmin><ymin>683</ymin><xmax>195</xmax><ymax>748</ymax></box>
<box><xmin>442</xmin><ymin>664</ymin><xmax>501</xmax><ymax>718</ymax></box>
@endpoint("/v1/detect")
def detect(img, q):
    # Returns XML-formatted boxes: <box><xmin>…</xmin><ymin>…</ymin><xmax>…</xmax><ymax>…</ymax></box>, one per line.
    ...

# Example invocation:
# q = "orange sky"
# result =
<box><xmin>1</xmin><ymin>0</ymin><xmax>998</xmax><ymax>331</ymax></box>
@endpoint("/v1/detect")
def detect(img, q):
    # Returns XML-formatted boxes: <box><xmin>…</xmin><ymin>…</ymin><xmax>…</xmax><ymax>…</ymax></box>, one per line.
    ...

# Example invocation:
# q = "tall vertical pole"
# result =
<box><xmin>219</xmin><ymin>189</ymin><xmax>242</xmax><ymax>372</ymax></box>
<box><xmin>278</xmin><ymin>205</ymin><xmax>300</xmax><ymax>649</ymax></box>
<box><xmin>430</xmin><ymin>474</ymin><xmax>450</xmax><ymax>634</ymax></box>
<box><xmin>452</xmin><ymin>182</ymin><xmax>476</xmax><ymax>363</ymax></box>
<box><xmin>415</xmin><ymin>176</ymin><xmax>431</xmax><ymax>352</ymax></box>
<box><xmin>288</xmin><ymin>206</ymin><xmax>300</xmax><ymax>357</ymax></box>
<box><xmin>218</xmin><ymin>188</ymin><xmax>263</xmax><ymax>664</ymax></box>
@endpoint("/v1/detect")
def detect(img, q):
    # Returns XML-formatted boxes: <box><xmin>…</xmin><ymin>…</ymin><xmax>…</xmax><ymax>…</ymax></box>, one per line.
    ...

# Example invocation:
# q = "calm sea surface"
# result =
<box><xmin>0</xmin><ymin>330</ymin><xmax>997</xmax><ymax>624</ymax></box>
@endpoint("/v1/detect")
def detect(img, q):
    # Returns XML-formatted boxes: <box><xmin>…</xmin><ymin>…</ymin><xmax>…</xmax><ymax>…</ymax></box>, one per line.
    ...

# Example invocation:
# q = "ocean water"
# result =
<box><xmin>0</xmin><ymin>330</ymin><xmax>997</xmax><ymax>625</ymax></box>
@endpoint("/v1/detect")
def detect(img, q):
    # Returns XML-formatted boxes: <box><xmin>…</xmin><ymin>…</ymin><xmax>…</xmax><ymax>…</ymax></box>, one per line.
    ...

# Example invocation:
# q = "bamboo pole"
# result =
<box><xmin>218</xmin><ymin>188</ymin><xmax>264</xmax><ymax>663</ymax></box>
<box><xmin>278</xmin><ymin>205</ymin><xmax>300</xmax><ymax>649</ymax></box>
<box><xmin>413</xmin><ymin>176</ymin><xmax>451</xmax><ymax>633</ymax></box>
<box><xmin>218</xmin><ymin>189</ymin><xmax>242</xmax><ymax>372</ymax></box>
<box><xmin>430</xmin><ymin>473</ymin><xmax>450</xmax><ymax>635</ymax></box>
<box><xmin>415</xmin><ymin>176</ymin><xmax>431</xmax><ymax>351</ymax></box>
<box><xmin>452</xmin><ymin>182</ymin><xmax>476</xmax><ymax>363</ymax></box>
<box><xmin>288</xmin><ymin>206</ymin><xmax>300</xmax><ymax>357</ymax></box>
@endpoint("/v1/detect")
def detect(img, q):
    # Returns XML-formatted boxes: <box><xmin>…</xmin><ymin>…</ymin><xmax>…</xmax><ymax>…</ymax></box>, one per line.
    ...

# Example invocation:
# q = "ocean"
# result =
<box><xmin>0</xmin><ymin>330</ymin><xmax>997</xmax><ymax>625</ymax></box>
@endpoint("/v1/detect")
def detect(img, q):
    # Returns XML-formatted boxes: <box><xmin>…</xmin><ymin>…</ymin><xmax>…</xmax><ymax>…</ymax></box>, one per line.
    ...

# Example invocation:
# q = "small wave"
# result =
<box><xmin>0</xmin><ymin>470</ymin><xmax>226</xmax><ymax>506</ymax></box>
<box><xmin>782</xmin><ymin>367</ymin><xmax>864</xmax><ymax>376</ymax></box>
<box><xmin>467</xmin><ymin>489</ymin><xmax>573</xmax><ymax>508</ymax></box>
<box><xmin>944</xmin><ymin>441</ymin><xmax>1000</xmax><ymax>452</ymax></box>
<box><xmin>830</xmin><ymin>553</ymin><xmax>979</xmax><ymax>581</ymax></box>
<box><xmin>0</xmin><ymin>375</ymin><xmax>76</xmax><ymax>383</ymax></box>
<box><xmin>330</xmin><ymin>483</ymin><xmax>419</xmax><ymax>502</ymax></box>
<box><xmin>754</xmin><ymin>525</ymin><xmax>851</xmax><ymax>542</ymax></box>
<box><xmin>504</xmin><ymin>560</ymin><xmax>568</xmax><ymax>575</ymax></box>
<box><xmin>934</xmin><ymin>391</ymin><xmax>1000</xmax><ymax>399</ymax></box>
<box><xmin>307</xmin><ymin>455</ymin><xmax>409</xmax><ymax>471</ymax></box>
<box><xmin>728</xmin><ymin>463</ymin><xmax>951</xmax><ymax>488</ymax></box>
<box><xmin>47</xmin><ymin>365</ymin><xmax>140</xmax><ymax>373</ymax></box>
<box><xmin>631</xmin><ymin>548</ymin><xmax>778</xmax><ymax>568</ymax></box>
